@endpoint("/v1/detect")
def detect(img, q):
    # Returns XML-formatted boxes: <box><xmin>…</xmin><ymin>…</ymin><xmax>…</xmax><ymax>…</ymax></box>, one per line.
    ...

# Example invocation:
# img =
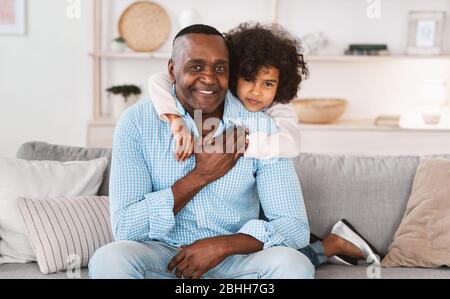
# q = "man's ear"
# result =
<box><xmin>168</xmin><ymin>59</ymin><xmax>176</xmax><ymax>84</ymax></box>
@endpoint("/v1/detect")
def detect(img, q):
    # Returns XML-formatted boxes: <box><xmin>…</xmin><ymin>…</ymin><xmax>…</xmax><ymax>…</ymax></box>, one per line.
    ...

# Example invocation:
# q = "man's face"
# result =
<box><xmin>169</xmin><ymin>34</ymin><xmax>229</xmax><ymax>115</ymax></box>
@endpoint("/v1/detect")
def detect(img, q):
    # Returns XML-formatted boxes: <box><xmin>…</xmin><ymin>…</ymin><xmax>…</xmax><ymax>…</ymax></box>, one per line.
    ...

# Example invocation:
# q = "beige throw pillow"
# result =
<box><xmin>382</xmin><ymin>158</ymin><xmax>450</xmax><ymax>268</ymax></box>
<box><xmin>17</xmin><ymin>196</ymin><xmax>114</xmax><ymax>274</ymax></box>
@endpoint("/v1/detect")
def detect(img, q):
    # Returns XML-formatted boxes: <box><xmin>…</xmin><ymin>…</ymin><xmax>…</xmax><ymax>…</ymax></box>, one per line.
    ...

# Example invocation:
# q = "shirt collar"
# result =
<box><xmin>222</xmin><ymin>91</ymin><xmax>242</xmax><ymax>126</ymax></box>
<box><xmin>172</xmin><ymin>85</ymin><xmax>188</xmax><ymax>117</ymax></box>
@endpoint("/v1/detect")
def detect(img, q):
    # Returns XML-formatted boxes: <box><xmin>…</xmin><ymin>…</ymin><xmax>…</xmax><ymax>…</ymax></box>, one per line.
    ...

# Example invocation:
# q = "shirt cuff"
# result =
<box><xmin>144</xmin><ymin>188</ymin><xmax>176</xmax><ymax>239</ymax></box>
<box><xmin>237</xmin><ymin>219</ymin><xmax>284</xmax><ymax>249</ymax></box>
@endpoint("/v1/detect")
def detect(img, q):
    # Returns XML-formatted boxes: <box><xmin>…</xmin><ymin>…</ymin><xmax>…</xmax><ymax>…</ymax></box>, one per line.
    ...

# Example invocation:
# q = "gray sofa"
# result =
<box><xmin>1</xmin><ymin>141</ymin><xmax>449</xmax><ymax>279</ymax></box>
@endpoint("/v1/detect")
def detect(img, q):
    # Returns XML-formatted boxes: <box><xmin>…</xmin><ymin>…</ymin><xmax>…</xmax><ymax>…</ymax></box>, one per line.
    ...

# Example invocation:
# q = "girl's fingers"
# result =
<box><xmin>180</xmin><ymin>134</ymin><xmax>189</xmax><ymax>161</ymax></box>
<box><xmin>185</xmin><ymin>135</ymin><xmax>195</xmax><ymax>161</ymax></box>
<box><xmin>175</xmin><ymin>135</ymin><xmax>184</xmax><ymax>161</ymax></box>
<box><xmin>180</xmin><ymin>132</ymin><xmax>194</xmax><ymax>161</ymax></box>
<box><xmin>181</xmin><ymin>141</ymin><xmax>192</xmax><ymax>161</ymax></box>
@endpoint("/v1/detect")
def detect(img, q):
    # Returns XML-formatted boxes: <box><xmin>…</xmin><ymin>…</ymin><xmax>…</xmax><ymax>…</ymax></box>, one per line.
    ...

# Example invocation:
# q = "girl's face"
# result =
<box><xmin>236</xmin><ymin>66</ymin><xmax>280</xmax><ymax>112</ymax></box>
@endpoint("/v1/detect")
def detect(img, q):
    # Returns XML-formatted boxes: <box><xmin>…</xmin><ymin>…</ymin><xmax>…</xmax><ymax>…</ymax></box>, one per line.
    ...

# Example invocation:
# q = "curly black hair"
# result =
<box><xmin>225</xmin><ymin>23</ymin><xmax>309</xmax><ymax>104</ymax></box>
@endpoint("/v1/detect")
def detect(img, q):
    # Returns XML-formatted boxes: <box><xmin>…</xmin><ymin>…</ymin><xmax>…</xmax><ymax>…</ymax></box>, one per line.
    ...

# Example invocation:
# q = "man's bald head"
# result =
<box><xmin>172</xmin><ymin>24</ymin><xmax>225</xmax><ymax>62</ymax></box>
<box><xmin>173</xmin><ymin>24</ymin><xmax>224</xmax><ymax>44</ymax></box>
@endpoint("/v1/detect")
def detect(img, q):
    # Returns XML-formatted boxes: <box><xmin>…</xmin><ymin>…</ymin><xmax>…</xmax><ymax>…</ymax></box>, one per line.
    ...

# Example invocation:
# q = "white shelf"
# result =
<box><xmin>90</xmin><ymin>52</ymin><xmax>450</xmax><ymax>62</ymax></box>
<box><xmin>89</xmin><ymin>117</ymin><xmax>450</xmax><ymax>133</ymax></box>
<box><xmin>306</xmin><ymin>55</ymin><xmax>450</xmax><ymax>62</ymax></box>
<box><xmin>299</xmin><ymin>118</ymin><xmax>450</xmax><ymax>133</ymax></box>
<box><xmin>90</xmin><ymin>51</ymin><xmax>171</xmax><ymax>60</ymax></box>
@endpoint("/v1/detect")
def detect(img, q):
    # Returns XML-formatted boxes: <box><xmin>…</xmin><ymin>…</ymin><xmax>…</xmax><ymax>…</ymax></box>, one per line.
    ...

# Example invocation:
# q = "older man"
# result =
<box><xmin>89</xmin><ymin>25</ymin><xmax>313</xmax><ymax>279</ymax></box>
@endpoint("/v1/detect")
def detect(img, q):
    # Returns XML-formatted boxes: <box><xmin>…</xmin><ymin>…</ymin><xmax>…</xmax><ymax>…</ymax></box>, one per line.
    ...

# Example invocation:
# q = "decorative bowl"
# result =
<box><xmin>292</xmin><ymin>99</ymin><xmax>348</xmax><ymax>124</ymax></box>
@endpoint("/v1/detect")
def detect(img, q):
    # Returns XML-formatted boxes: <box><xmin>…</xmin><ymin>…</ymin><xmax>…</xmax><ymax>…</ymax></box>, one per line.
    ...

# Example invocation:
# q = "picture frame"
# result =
<box><xmin>0</xmin><ymin>0</ymin><xmax>26</xmax><ymax>35</ymax></box>
<box><xmin>406</xmin><ymin>11</ymin><xmax>446</xmax><ymax>56</ymax></box>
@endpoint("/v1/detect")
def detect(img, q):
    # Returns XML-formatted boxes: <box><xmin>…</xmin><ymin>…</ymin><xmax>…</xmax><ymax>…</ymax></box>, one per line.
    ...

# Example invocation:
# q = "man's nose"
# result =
<box><xmin>199</xmin><ymin>70</ymin><xmax>217</xmax><ymax>85</ymax></box>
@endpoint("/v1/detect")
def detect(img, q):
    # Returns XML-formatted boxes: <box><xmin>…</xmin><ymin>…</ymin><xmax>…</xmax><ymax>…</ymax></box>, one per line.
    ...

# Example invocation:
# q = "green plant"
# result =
<box><xmin>114</xmin><ymin>36</ymin><xmax>126</xmax><ymax>43</ymax></box>
<box><xmin>106</xmin><ymin>85</ymin><xmax>141</xmax><ymax>102</ymax></box>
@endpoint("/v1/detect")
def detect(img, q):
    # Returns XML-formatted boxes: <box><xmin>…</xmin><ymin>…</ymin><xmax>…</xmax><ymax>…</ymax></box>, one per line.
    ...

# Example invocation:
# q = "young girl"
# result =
<box><xmin>149</xmin><ymin>23</ymin><xmax>380</xmax><ymax>267</ymax></box>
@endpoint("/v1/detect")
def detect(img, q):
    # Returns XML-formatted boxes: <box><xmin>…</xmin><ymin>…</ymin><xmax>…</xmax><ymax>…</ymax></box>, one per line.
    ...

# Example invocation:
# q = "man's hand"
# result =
<box><xmin>167</xmin><ymin>234</ymin><xmax>263</xmax><ymax>279</ymax></box>
<box><xmin>167</xmin><ymin>236</ymin><xmax>229</xmax><ymax>279</ymax></box>
<box><xmin>171</xmin><ymin>126</ymin><xmax>249</xmax><ymax>215</ymax></box>
<box><xmin>193</xmin><ymin>126</ymin><xmax>249</xmax><ymax>184</ymax></box>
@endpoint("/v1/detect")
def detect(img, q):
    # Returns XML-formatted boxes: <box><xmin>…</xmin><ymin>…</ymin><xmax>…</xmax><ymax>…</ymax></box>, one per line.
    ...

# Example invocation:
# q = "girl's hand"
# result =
<box><xmin>169</xmin><ymin>116</ymin><xmax>194</xmax><ymax>162</ymax></box>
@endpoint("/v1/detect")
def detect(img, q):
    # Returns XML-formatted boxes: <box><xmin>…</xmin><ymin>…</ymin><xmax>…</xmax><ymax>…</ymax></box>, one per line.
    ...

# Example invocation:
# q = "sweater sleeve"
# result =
<box><xmin>244</xmin><ymin>103</ymin><xmax>301</xmax><ymax>159</ymax></box>
<box><xmin>148</xmin><ymin>72</ymin><xmax>180</xmax><ymax>121</ymax></box>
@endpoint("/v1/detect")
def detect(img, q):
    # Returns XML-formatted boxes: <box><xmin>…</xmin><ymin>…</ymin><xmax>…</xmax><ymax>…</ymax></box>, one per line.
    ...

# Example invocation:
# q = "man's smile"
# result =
<box><xmin>192</xmin><ymin>85</ymin><xmax>220</xmax><ymax>99</ymax></box>
<box><xmin>195</xmin><ymin>89</ymin><xmax>216</xmax><ymax>95</ymax></box>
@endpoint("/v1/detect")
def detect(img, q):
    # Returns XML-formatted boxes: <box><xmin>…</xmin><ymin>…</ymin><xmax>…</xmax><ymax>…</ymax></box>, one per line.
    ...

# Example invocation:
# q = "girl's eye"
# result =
<box><xmin>244</xmin><ymin>78</ymin><xmax>252</xmax><ymax>83</ymax></box>
<box><xmin>190</xmin><ymin>65</ymin><xmax>202</xmax><ymax>72</ymax></box>
<box><xmin>264</xmin><ymin>82</ymin><xmax>274</xmax><ymax>87</ymax></box>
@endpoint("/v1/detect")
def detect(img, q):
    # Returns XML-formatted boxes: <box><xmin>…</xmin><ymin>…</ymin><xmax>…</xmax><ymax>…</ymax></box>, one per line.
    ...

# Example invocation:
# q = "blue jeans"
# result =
<box><xmin>298</xmin><ymin>241</ymin><xmax>327</xmax><ymax>267</ymax></box>
<box><xmin>89</xmin><ymin>240</ymin><xmax>315</xmax><ymax>279</ymax></box>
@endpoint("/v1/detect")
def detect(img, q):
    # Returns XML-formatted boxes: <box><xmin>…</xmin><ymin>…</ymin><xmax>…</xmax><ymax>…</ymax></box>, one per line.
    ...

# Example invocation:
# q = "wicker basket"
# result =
<box><xmin>118</xmin><ymin>1</ymin><xmax>171</xmax><ymax>52</ymax></box>
<box><xmin>292</xmin><ymin>99</ymin><xmax>348</xmax><ymax>124</ymax></box>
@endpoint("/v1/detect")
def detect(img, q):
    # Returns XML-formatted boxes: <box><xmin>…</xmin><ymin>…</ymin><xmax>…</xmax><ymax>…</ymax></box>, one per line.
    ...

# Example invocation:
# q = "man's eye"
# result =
<box><xmin>190</xmin><ymin>65</ymin><xmax>202</xmax><ymax>72</ymax></box>
<box><xmin>216</xmin><ymin>66</ymin><xmax>226</xmax><ymax>73</ymax></box>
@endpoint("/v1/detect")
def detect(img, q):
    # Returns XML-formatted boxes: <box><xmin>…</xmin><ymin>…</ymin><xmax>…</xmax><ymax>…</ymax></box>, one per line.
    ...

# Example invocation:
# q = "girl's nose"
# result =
<box><xmin>250</xmin><ymin>86</ymin><xmax>262</xmax><ymax>97</ymax></box>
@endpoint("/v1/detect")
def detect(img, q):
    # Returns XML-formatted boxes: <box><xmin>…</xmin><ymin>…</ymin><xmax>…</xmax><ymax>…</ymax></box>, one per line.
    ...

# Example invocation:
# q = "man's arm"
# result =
<box><xmin>190</xmin><ymin>159</ymin><xmax>309</xmax><ymax>256</ymax></box>
<box><xmin>171</xmin><ymin>170</ymin><xmax>209</xmax><ymax>215</ymax></box>
<box><xmin>168</xmin><ymin>234</ymin><xmax>263</xmax><ymax>279</ymax></box>
<box><xmin>237</xmin><ymin>158</ymin><xmax>310</xmax><ymax>249</ymax></box>
<box><xmin>109</xmin><ymin>110</ymin><xmax>177</xmax><ymax>241</ymax></box>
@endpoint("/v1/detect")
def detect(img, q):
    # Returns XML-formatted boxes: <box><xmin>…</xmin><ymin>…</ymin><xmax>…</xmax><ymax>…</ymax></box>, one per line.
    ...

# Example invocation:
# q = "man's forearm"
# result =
<box><xmin>220</xmin><ymin>234</ymin><xmax>264</xmax><ymax>257</ymax></box>
<box><xmin>171</xmin><ymin>169</ymin><xmax>210</xmax><ymax>215</ymax></box>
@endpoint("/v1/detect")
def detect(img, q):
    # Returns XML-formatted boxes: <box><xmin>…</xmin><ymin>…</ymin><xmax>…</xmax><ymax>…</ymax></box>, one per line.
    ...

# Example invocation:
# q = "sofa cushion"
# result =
<box><xmin>382</xmin><ymin>157</ymin><xmax>450</xmax><ymax>268</ymax></box>
<box><xmin>316</xmin><ymin>264</ymin><xmax>450</xmax><ymax>279</ymax></box>
<box><xmin>1</xmin><ymin>262</ymin><xmax>448</xmax><ymax>279</ymax></box>
<box><xmin>0</xmin><ymin>157</ymin><xmax>108</xmax><ymax>264</ymax></box>
<box><xmin>17</xmin><ymin>196</ymin><xmax>113</xmax><ymax>274</ymax></box>
<box><xmin>0</xmin><ymin>263</ymin><xmax>89</xmax><ymax>279</ymax></box>
<box><xmin>16</xmin><ymin>142</ymin><xmax>112</xmax><ymax>196</ymax></box>
<box><xmin>294</xmin><ymin>153</ymin><xmax>450</xmax><ymax>256</ymax></box>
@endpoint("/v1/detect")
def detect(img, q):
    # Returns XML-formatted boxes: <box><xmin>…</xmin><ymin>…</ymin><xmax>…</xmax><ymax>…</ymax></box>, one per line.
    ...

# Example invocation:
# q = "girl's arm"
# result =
<box><xmin>149</xmin><ymin>72</ymin><xmax>193</xmax><ymax>161</ymax></box>
<box><xmin>148</xmin><ymin>72</ymin><xmax>180</xmax><ymax>121</ymax></box>
<box><xmin>245</xmin><ymin>103</ymin><xmax>301</xmax><ymax>159</ymax></box>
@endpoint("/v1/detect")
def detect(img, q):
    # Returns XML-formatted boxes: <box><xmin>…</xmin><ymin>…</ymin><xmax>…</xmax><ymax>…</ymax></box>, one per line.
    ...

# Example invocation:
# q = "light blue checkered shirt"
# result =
<box><xmin>109</xmin><ymin>92</ymin><xmax>310</xmax><ymax>249</ymax></box>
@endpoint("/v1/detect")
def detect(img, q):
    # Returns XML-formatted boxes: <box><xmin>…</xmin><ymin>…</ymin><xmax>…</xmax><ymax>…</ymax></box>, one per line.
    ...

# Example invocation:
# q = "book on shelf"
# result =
<box><xmin>349</xmin><ymin>44</ymin><xmax>388</xmax><ymax>51</ymax></box>
<box><xmin>345</xmin><ymin>44</ymin><xmax>390</xmax><ymax>56</ymax></box>
<box><xmin>374</xmin><ymin>115</ymin><xmax>400</xmax><ymax>127</ymax></box>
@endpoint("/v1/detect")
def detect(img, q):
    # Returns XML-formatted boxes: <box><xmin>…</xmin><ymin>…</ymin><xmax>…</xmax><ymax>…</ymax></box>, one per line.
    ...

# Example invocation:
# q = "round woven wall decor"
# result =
<box><xmin>119</xmin><ymin>1</ymin><xmax>171</xmax><ymax>52</ymax></box>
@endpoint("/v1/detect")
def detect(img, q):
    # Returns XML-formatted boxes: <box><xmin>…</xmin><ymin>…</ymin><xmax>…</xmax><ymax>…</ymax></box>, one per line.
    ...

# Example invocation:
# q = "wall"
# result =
<box><xmin>0</xmin><ymin>0</ymin><xmax>92</xmax><ymax>158</ymax></box>
<box><xmin>1</xmin><ymin>0</ymin><xmax>449</xmax><ymax>157</ymax></box>
<box><xmin>278</xmin><ymin>0</ymin><xmax>450</xmax><ymax>119</ymax></box>
<box><xmin>103</xmin><ymin>0</ymin><xmax>450</xmax><ymax>119</ymax></box>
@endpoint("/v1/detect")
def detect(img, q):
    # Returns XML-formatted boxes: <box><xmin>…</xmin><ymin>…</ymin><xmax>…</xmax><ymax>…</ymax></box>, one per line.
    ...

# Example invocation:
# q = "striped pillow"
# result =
<box><xmin>17</xmin><ymin>196</ymin><xmax>114</xmax><ymax>275</ymax></box>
